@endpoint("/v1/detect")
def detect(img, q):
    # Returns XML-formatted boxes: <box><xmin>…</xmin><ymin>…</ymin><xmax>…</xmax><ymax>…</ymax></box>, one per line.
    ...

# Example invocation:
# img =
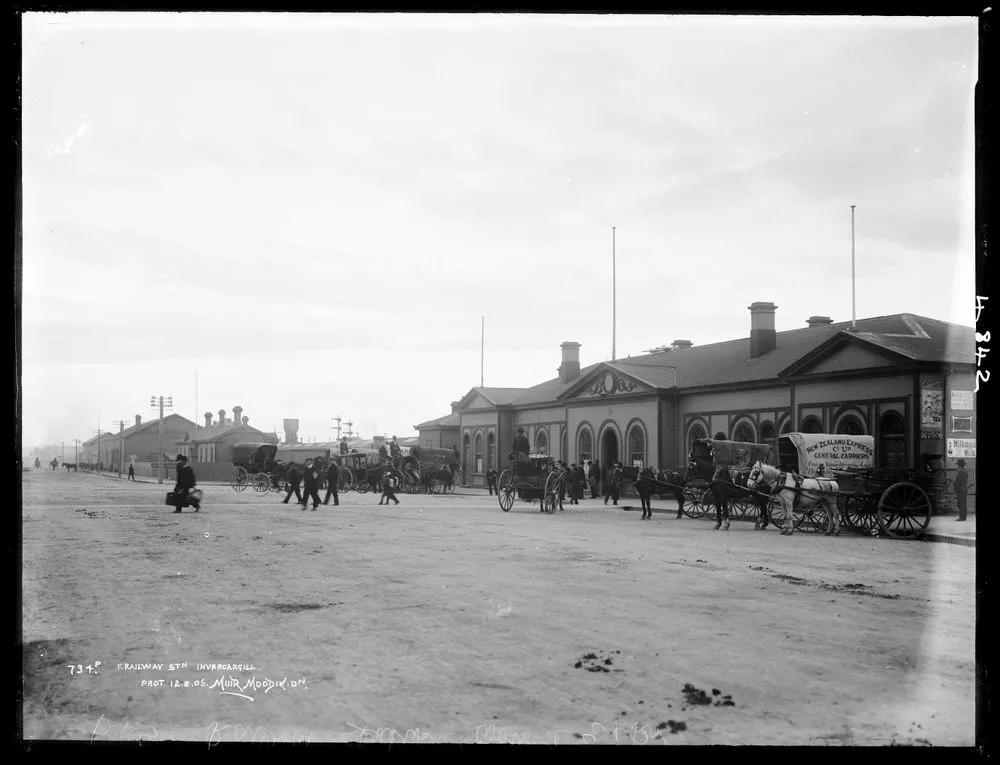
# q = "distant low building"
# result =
<box><xmin>414</xmin><ymin>403</ymin><xmax>461</xmax><ymax>451</ymax></box>
<box><xmin>175</xmin><ymin>407</ymin><xmax>278</xmax><ymax>481</ymax></box>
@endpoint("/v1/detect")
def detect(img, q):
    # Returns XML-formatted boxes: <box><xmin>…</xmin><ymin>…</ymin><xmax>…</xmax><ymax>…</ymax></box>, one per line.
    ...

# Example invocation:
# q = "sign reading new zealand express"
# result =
<box><xmin>785</xmin><ymin>434</ymin><xmax>875</xmax><ymax>476</ymax></box>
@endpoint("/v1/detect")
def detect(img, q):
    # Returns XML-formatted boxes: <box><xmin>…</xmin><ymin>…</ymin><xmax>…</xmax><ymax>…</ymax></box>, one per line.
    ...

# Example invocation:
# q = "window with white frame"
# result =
<box><xmin>628</xmin><ymin>424</ymin><xmax>645</xmax><ymax>468</ymax></box>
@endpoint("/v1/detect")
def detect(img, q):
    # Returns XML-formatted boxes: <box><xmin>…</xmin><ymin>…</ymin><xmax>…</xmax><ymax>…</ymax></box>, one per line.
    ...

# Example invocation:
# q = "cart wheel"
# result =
<box><xmin>252</xmin><ymin>472</ymin><xmax>270</xmax><ymax>493</ymax></box>
<box><xmin>730</xmin><ymin>496</ymin><xmax>751</xmax><ymax>520</ymax></box>
<box><xmin>682</xmin><ymin>485</ymin><xmax>707</xmax><ymax>519</ymax></box>
<box><xmin>357</xmin><ymin>482</ymin><xmax>370</xmax><ymax>494</ymax></box>
<box><xmin>877</xmin><ymin>482</ymin><xmax>932</xmax><ymax>540</ymax></box>
<box><xmin>339</xmin><ymin>472</ymin><xmax>354</xmax><ymax>493</ymax></box>
<box><xmin>792</xmin><ymin>504</ymin><xmax>828</xmax><ymax>533</ymax></box>
<box><xmin>544</xmin><ymin>472</ymin><xmax>561</xmax><ymax>513</ymax></box>
<box><xmin>839</xmin><ymin>494</ymin><xmax>876</xmax><ymax>533</ymax></box>
<box><xmin>497</xmin><ymin>469</ymin><xmax>515</xmax><ymax>511</ymax></box>
<box><xmin>230</xmin><ymin>467</ymin><xmax>249</xmax><ymax>492</ymax></box>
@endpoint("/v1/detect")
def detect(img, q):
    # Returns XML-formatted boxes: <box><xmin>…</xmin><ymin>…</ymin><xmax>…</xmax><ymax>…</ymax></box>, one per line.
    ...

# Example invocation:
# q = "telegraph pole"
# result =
<box><xmin>332</xmin><ymin>416</ymin><xmax>342</xmax><ymax>441</ymax></box>
<box><xmin>481</xmin><ymin>316</ymin><xmax>485</xmax><ymax>387</ymax></box>
<box><xmin>612</xmin><ymin>226</ymin><xmax>617</xmax><ymax>361</ymax></box>
<box><xmin>150</xmin><ymin>394</ymin><xmax>174</xmax><ymax>484</ymax></box>
<box><xmin>113</xmin><ymin>420</ymin><xmax>126</xmax><ymax>478</ymax></box>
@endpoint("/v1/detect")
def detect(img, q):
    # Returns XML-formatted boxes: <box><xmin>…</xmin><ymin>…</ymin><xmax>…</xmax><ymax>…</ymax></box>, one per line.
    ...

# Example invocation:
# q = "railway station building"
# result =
<box><xmin>424</xmin><ymin>304</ymin><xmax>976</xmax><ymax>512</ymax></box>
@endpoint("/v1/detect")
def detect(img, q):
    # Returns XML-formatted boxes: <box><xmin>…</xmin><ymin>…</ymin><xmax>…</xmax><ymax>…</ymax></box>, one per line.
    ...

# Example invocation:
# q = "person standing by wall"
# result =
<box><xmin>282</xmin><ymin>461</ymin><xmax>302</xmax><ymax>505</ymax></box>
<box><xmin>301</xmin><ymin>458</ymin><xmax>321</xmax><ymax>511</ymax></box>
<box><xmin>954</xmin><ymin>459</ymin><xmax>969</xmax><ymax>522</ymax></box>
<box><xmin>128</xmin><ymin>462</ymin><xmax>136</xmax><ymax>481</ymax></box>
<box><xmin>604</xmin><ymin>461</ymin><xmax>622</xmax><ymax>506</ymax></box>
<box><xmin>485</xmin><ymin>467</ymin><xmax>498</xmax><ymax>496</ymax></box>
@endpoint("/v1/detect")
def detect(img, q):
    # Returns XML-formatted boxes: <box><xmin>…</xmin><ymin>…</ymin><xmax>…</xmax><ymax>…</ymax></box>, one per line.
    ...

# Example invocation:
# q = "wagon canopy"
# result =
<box><xmin>779</xmin><ymin>433</ymin><xmax>875</xmax><ymax>477</ymax></box>
<box><xmin>232</xmin><ymin>442</ymin><xmax>276</xmax><ymax>467</ymax></box>
<box><xmin>407</xmin><ymin>446</ymin><xmax>459</xmax><ymax>466</ymax></box>
<box><xmin>274</xmin><ymin>445</ymin><xmax>332</xmax><ymax>464</ymax></box>
<box><xmin>692</xmin><ymin>439</ymin><xmax>772</xmax><ymax>470</ymax></box>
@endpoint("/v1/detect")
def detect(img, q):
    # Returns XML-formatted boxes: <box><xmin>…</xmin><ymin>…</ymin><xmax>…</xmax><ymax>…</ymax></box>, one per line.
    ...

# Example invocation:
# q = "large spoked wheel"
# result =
<box><xmin>339</xmin><ymin>472</ymin><xmax>354</xmax><ymax>493</ymax></box>
<box><xmin>231</xmin><ymin>467</ymin><xmax>249</xmax><ymax>492</ymax></box>
<box><xmin>839</xmin><ymin>494</ymin><xmax>877</xmax><ymax>533</ymax></box>
<box><xmin>357</xmin><ymin>481</ymin><xmax>370</xmax><ymax>494</ymax></box>
<box><xmin>497</xmin><ymin>469</ymin><xmax>515</xmax><ymax>512</ymax></box>
<box><xmin>730</xmin><ymin>495</ymin><xmax>753</xmax><ymax>520</ymax></box>
<box><xmin>682</xmin><ymin>485</ymin><xmax>707</xmax><ymax>519</ymax></box>
<box><xmin>252</xmin><ymin>472</ymin><xmax>270</xmax><ymax>493</ymax></box>
<box><xmin>792</xmin><ymin>504</ymin><xmax>828</xmax><ymax>533</ymax></box>
<box><xmin>877</xmin><ymin>482</ymin><xmax>933</xmax><ymax>540</ymax></box>
<box><xmin>543</xmin><ymin>472</ymin><xmax>562</xmax><ymax>514</ymax></box>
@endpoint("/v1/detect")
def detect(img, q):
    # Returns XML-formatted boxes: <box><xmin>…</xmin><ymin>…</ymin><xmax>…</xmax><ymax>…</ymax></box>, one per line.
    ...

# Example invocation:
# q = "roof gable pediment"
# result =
<box><xmin>559</xmin><ymin>363</ymin><xmax>656</xmax><ymax>401</ymax></box>
<box><xmin>780</xmin><ymin>332</ymin><xmax>914</xmax><ymax>378</ymax></box>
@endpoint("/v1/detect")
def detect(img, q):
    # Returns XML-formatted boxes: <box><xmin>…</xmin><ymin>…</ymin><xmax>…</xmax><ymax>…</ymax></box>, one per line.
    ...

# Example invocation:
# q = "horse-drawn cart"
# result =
<box><xmin>230</xmin><ymin>442</ymin><xmax>282</xmax><ymax>493</ymax></box>
<box><xmin>747</xmin><ymin>433</ymin><xmax>935</xmax><ymax>539</ymax></box>
<box><xmin>496</xmin><ymin>452</ymin><xmax>565</xmax><ymax>513</ymax></box>
<box><xmin>404</xmin><ymin>446</ymin><xmax>460</xmax><ymax>494</ymax></box>
<box><xmin>682</xmin><ymin>439</ymin><xmax>777</xmax><ymax>527</ymax></box>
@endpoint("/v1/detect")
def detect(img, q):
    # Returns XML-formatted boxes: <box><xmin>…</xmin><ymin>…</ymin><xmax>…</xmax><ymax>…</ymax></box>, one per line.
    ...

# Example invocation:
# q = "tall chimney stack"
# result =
<box><xmin>749</xmin><ymin>302</ymin><xmax>778</xmax><ymax>358</ymax></box>
<box><xmin>135</xmin><ymin>414</ymin><xmax>141</xmax><ymax>427</ymax></box>
<box><xmin>204</xmin><ymin>412</ymin><xmax>213</xmax><ymax>427</ymax></box>
<box><xmin>558</xmin><ymin>342</ymin><xmax>582</xmax><ymax>384</ymax></box>
<box><xmin>283</xmin><ymin>419</ymin><xmax>299</xmax><ymax>445</ymax></box>
<box><xmin>218</xmin><ymin>409</ymin><xmax>226</xmax><ymax>426</ymax></box>
<box><xmin>242</xmin><ymin>416</ymin><xmax>249</xmax><ymax>426</ymax></box>
<box><xmin>806</xmin><ymin>315</ymin><xmax>833</xmax><ymax>328</ymax></box>
<box><xmin>233</xmin><ymin>405</ymin><xmax>243</xmax><ymax>425</ymax></box>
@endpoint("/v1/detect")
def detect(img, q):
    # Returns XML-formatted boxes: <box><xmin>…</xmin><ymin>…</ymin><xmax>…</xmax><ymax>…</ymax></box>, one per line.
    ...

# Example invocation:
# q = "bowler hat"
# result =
<box><xmin>957</xmin><ymin>459</ymin><xmax>967</xmax><ymax>466</ymax></box>
<box><xmin>176</xmin><ymin>454</ymin><xmax>187</xmax><ymax>463</ymax></box>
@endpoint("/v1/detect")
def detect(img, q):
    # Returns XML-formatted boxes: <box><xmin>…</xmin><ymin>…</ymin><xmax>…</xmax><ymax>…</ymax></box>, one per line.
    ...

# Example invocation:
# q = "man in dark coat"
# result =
<box><xmin>571</xmin><ymin>463</ymin><xmax>586</xmax><ymax>505</ymax></box>
<box><xmin>282</xmin><ymin>461</ymin><xmax>302</xmax><ymax>504</ymax></box>
<box><xmin>378</xmin><ymin>443</ymin><xmax>389</xmax><ymax>464</ymax></box>
<box><xmin>128</xmin><ymin>462</ymin><xmax>136</xmax><ymax>481</ymax></box>
<box><xmin>485</xmin><ymin>467</ymin><xmax>498</xmax><ymax>495</ymax></box>
<box><xmin>340</xmin><ymin>438</ymin><xmax>349</xmax><ymax>456</ymax></box>
<box><xmin>323</xmin><ymin>460</ymin><xmax>340</xmax><ymax>506</ymax></box>
<box><xmin>604</xmin><ymin>461</ymin><xmax>623</xmax><ymax>506</ymax></box>
<box><xmin>954</xmin><ymin>459</ymin><xmax>970</xmax><ymax>521</ymax></box>
<box><xmin>586</xmin><ymin>460</ymin><xmax>598</xmax><ymax>498</ymax></box>
<box><xmin>637</xmin><ymin>466</ymin><xmax>654</xmax><ymax>520</ymax></box>
<box><xmin>172</xmin><ymin>454</ymin><xmax>199</xmax><ymax>513</ymax></box>
<box><xmin>389</xmin><ymin>436</ymin><xmax>401</xmax><ymax>465</ymax></box>
<box><xmin>380</xmin><ymin>470</ymin><xmax>400</xmax><ymax>505</ymax></box>
<box><xmin>300</xmin><ymin>458</ymin><xmax>321</xmax><ymax>511</ymax></box>
<box><xmin>512</xmin><ymin>428</ymin><xmax>530</xmax><ymax>457</ymax></box>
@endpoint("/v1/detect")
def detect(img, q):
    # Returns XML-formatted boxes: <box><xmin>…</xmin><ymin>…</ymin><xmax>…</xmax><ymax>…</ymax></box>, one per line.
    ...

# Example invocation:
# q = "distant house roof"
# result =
<box><xmin>114</xmin><ymin>414</ymin><xmax>199</xmax><ymax>442</ymax></box>
<box><xmin>415</xmin><ymin>413</ymin><xmax>461</xmax><ymax>429</ymax></box>
<box><xmin>82</xmin><ymin>432</ymin><xmax>116</xmax><ymax>447</ymax></box>
<box><xmin>176</xmin><ymin>423</ymin><xmax>277</xmax><ymax>445</ymax></box>
<box><xmin>451</xmin><ymin>314</ymin><xmax>973</xmax><ymax>410</ymax></box>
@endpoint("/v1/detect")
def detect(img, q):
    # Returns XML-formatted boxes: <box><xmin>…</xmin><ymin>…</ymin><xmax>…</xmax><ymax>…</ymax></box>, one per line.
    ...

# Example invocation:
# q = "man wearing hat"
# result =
<box><xmin>604</xmin><ymin>461</ymin><xmax>623</xmax><ymax>506</ymax></box>
<box><xmin>389</xmin><ymin>435</ymin><xmax>401</xmax><ymax>466</ymax></box>
<box><xmin>172</xmin><ymin>454</ymin><xmax>199</xmax><ymax>514</ymax></box>
<box><xmin>300</xmin><ymin>458</ymin><xmax>321</xmax><ymax>511</ymax></box>
<box><xmin>282</xmin><ymin>461</ymin><xmax>302</xmax><ymax>505</ymax></box>
<box><xmin>379</xmin><ymin>470</ymin><xmax>400</xmax><ymax>505</ymax></box>
<box><xmin>954</xmin><ymin>459</ymin><xmax>969</xmax><ymax>522</ymax></box>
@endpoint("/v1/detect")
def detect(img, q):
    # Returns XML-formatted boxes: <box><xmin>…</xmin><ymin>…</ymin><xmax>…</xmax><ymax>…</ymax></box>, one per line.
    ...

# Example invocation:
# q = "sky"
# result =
<box><xmin>20</xmin><ymin>13</ymin><xmax>979</xmax><ymax>449</ymax></box>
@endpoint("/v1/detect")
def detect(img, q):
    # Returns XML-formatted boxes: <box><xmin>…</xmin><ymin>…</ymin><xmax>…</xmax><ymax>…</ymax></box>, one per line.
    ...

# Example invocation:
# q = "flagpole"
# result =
<box><xmin>612</xmin><ymin>226</ymin><xmax>616</xmax><ymax>361</ymax></box>
<box><xmin>480</xmin><ymin>316</ymin><xmax>485</xmax><ymax>387</ymax></box>
<box><xmin>850</xmin><ymin>205</ymin><xmax>856</xmax><ymax>329</ymax></box>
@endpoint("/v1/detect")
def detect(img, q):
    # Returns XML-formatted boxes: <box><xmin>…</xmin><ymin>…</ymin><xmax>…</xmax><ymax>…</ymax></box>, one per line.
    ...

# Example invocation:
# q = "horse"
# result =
<box><xmin>728</xmin><ymin>470</ymin><xmax>775</xmax><ymax>530</ymax></box>
<box><xmin>747</xmin><ymin>461</ymin><xmax>841</xmax><ymax>536</ymax></box>
<box><xmin>63</xmin><ymin>463</ymin><xmax>78</xmax><ymax>472</ymax></box>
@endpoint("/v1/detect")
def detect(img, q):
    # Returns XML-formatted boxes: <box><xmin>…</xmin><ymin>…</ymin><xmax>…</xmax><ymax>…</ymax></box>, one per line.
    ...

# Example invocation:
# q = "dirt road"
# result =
<box><xmin>21</xmin><ymin>470</ymin><xmax>975</xmax><ymax>745</ymax></box>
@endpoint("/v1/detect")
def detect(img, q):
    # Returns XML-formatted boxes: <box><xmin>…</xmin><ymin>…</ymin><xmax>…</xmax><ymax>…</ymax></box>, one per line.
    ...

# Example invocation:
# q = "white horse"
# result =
<box><xmin>746</xmin><ymin>461</ymin><xmax>841</xmax><ymax>537</ymax></box>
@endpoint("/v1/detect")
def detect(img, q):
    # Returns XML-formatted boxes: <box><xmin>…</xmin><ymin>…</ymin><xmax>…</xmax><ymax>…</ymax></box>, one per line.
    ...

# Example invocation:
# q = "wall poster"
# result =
<box><xmin>920</xmin><ymin>375</ymin><xmax>944</xmax><ymax>439</ymax></box>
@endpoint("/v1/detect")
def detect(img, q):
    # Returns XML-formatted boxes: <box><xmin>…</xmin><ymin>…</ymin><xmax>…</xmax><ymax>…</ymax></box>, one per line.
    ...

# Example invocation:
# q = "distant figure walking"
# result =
<box><xmin>604</xmin><ymin>462</ymin><xmax>623</xmax><ymax>506</ymax></box>
<box><xmin>380</xmin><ymin>471</ymin><xmax>400</xmax><ymax>505</ymax></box>
<box><xmin>34</xmin><ymin>457</ymin><xmax>41</xmax><ymax>471</ymax></box>
<box><xmin>282</xmin><ymin>462</ymin><xmax>302</xmax><ymax>505</ymax></box>
<box><xmin>485</xmin><ymin>467</ymin><xmax>498</xmax><ymax>496</ymax></box>
<box><xmin>127</xmin><ymin>463</ymin><xmax>136</xmax><ymax>481</ymax></box>
<box><xmin>51</xmin><ymin>458</ymin><xmax>58</xmax><ymax>471</ymax></box>
<box><xmin>171</xmin><ymin>454</ymin><xmax>200</xmax><ymax>514</ymax></box>
<box><xmin>954</xmin><ymin>459</ymin><xmax>969</xmax><ymax>522</ymax></box>
<box><xmin>323</xmin><ymin>461</ymin><xmax>340</xmax><ymax>506</ymax></box>
<box><xmin>300</xmin><ymin>458</ymin><xmax>321</xmax><ymax>511</ymax></box>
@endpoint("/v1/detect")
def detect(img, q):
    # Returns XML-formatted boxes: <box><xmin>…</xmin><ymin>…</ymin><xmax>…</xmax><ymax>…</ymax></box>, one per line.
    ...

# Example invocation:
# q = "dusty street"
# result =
<box><xmin>21</xmin><ymin>469</ymin><xmax>975</xmax><ymax>745</ymax></box>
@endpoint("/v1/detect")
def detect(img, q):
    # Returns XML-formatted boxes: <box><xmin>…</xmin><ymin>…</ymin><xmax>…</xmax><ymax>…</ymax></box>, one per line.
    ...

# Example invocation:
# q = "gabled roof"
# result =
<box><xmin>177</xmin><ymin>423</ymin><xmax>276</xmax><ymax>445</ymax></box>
<box><xmin>115</xmin><ymin>413</ymin><xmax>200</xmax><ymax>441</ymax></box>
<box><xmin>82</xmin><ymin>432</ymin><xmax>116</xmax><ymax>447</ymax></box>
<box><xmin>458</xmin><ymin>387</ymin><xmax>528</xmax><ymax>408</ymax></box>
<box><xmin>414</xmin><ymin>413</ymin><xmax>461</xmax><ymax>429</ymax></box>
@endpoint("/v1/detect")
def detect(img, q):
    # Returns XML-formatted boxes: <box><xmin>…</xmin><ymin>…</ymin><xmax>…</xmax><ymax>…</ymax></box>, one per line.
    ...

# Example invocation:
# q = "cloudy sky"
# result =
<box><xmin>20</xmin><ymin>13</ymin><xmax>978</xmax><ymax>449</ymax></box>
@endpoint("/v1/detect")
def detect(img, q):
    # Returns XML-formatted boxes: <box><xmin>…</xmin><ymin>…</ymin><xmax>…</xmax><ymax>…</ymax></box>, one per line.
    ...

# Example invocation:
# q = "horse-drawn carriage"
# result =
<box><xmin>496</xmin><ymin>452</ymin><xmax>565</xmax><ymax>513</ymax></box>
<box><xmin>404</xmin><ymin>446</ymin><xmax>460</xmax><ymax>494</ymax></box>
<box><xmin>747</xmin><ymin>433</ymin><xmax>935</xmax><ymax>539</ymax></box>
<box><xmin>230</xmin><ymin>442</ymin><xmax>282</xmax><ymax>493</ymax></box>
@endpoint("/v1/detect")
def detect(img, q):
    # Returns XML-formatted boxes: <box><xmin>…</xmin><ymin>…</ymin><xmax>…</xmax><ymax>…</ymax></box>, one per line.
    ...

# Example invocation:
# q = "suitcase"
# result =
<box><xmin>165</xmin><ymin>489</ymin><xmax>203</xmax><ymax>507</ymax></box>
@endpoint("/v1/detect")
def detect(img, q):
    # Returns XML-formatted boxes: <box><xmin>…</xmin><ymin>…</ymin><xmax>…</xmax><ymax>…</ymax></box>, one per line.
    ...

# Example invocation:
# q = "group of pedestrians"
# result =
<box><xmin>281</xmin><ymin>459</ymin><xmax>340</xmax><ymax>510</ymax></box>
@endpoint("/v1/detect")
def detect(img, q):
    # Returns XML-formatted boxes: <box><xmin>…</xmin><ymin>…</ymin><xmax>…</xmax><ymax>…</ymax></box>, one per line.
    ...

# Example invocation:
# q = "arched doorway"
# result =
<box><xmin>601</xmin><ymin>428</ymin><xmax>619</xmax><ymax>470</ymax></box>
<box><xmin>879</xmin><ymin>412</ymin><xmax>906</xmax><ymax>470</ymax></box>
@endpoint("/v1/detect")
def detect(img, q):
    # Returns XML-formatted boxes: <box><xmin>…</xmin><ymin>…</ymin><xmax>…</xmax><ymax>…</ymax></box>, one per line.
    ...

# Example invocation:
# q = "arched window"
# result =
<box><xmin>836</xmin><ymin>415</ymin><xmax>866</xmax><ymax>436</ymax></box>
<box><xmin>687</xmin><ymin>422</ymin><xmax>708</xmax><ymax>453</ymax></box>
<box><xmin>779</xmin><ymin>418</ymin><xmax>792</xmax><ymax>434</ymax></box>
<box><xmin>714</xmin><ymin>431</ymin><xmax>727</xmax><ymax>440</ymax></box>
<box><xmin>486</xmin><ymin>432</ymin><xmax>495</xmax><ymax>471</ymax></box>
<box><xmin>535</xmin><ymin>427</ymin><xmax>548</xmax><ymax>455</ymax></box>
<box><xmin>801</xmin><ymin>416</ymin><xmax>823</xmax><ymax>434</ymax></box>
<box><xmin>628</xmin><ymin>424</ymin><xmax>646</xmax><ymax>467</ymax></box>
<box><xmin>474</xmin><ymin>432</ymin><xmax>484</xmax><ymax>474</ymax></box>
<box><xmin>760</xmin><ymin>421</ymin><xmax>777</xmax><ymax>462</ymax></box>
<box><xmin>579</xmin><ymin>428</ymin><xmax>593</xmax><ymax>462</ymax></box>
<box><xmin>732</xmin><ymin>421</ymin><xmax>756</xmax><ymax>443</ymax></box>
<box><xmin>462</xmin><ymin>434</ymin><xmax>471</xmax><ymax>482</ymax></box>
<box><xmin>879</xmin><ymin>412</ymin><xmax>906</xmax><ymax>470</ymax></box>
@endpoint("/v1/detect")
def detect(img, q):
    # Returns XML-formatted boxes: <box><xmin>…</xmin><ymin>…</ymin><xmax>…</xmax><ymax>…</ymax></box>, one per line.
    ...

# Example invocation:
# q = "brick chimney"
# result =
<box><xmin>749</xmin><ymin>302</ymin><xmax>778</xmax><ymax>358</ymax></box>
<box><xmin>242</xmin><ymin>416</ymin><xmax>249</xmax><ymax>426</ymax></box>
<box><xmin>233</xmin><ymin>405</ymin><xmax>243</xmax><ymax>425</ymax></box>
<box><xmin>807</xmin><ymin>315</ymin><xmax>833</xmax><ymax>328</ymax></box>
<box><xmin>204</xmin><ymin>412</ymin><xmax>213</xmax><ymax>427</ymax></box>
<box><xmin>218</xmin><ymin>409</ymin><xmax>226</xmax><ymax>426</ymax></box>
<box><xmin>451</xmin><ymin>401</ymin><xmax>461</xmax><ymax>414</ymax></box>
<box><xmin>134</xmin><ymin>414</ymin><xmax>141</xmax><ymax>427</ymax></box>
<box><xmin>558</xmin><ymin>342</ymin><xmax>582</xmax><ymax>384</ymax></box>
<box><xmin>671</xmin><ymin>339</ymin><xmax>693</xmax><ymax>350</ymax></box>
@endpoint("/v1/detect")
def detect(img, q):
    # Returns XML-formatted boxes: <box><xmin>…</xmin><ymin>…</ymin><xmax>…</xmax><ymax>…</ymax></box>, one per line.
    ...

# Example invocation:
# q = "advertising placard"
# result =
<box><xmin>946</xmin><ymin>438</ymin><xmax>976</xmax><ymax>458</ymax></box>
<box><xmin>950</xmin><ymin>390</ymin><xmax>974</xmax><ymax>411</ymax></box>
<box><xmin>920</xmin><ymin>375</ymin><xmax>944</xmax><ymax>439</ymax></box>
